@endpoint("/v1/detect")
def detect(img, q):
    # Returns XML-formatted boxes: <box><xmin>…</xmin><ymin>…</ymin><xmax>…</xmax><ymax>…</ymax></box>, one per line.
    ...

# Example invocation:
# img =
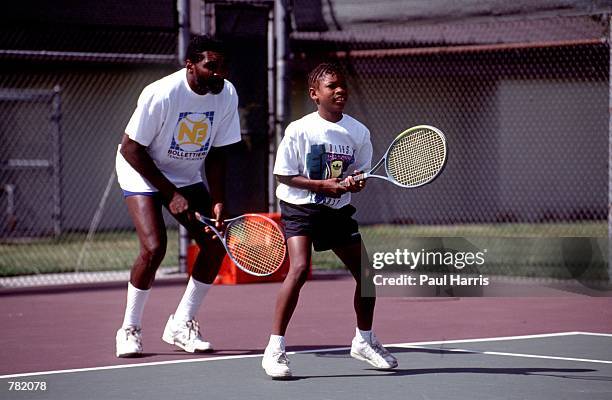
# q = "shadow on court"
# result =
<box><xmin>287</xmin><ymin>367</ymin><xmax>599</xmax><ymax>381</ymax></box>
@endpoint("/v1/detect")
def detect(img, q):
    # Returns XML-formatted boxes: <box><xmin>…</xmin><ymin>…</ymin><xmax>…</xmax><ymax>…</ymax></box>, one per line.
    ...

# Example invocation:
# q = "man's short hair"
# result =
<box><xmin>185</xmin><ymin>35</ymin><xmax>225</xmax><ymax>63</ymax></box>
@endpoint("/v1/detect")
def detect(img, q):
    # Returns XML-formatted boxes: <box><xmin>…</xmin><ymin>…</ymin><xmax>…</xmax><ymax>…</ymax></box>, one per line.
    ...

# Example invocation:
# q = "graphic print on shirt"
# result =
<box><xmin>168</xmin><ymin>111</ymin><xmax>214</xmax><ymax>160</ymax></box>
<box><xmin>306</xmin><ymin>143</ymin><xmax>355</xmax><ymax>206</ymax></box>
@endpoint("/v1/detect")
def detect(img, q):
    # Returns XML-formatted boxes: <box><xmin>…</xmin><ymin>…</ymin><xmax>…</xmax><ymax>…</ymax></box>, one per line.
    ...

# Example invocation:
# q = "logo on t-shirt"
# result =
<box><xmin>306</xmin><ymin>143</ymin><xmax>355</xmax><ymax>204</ymax></box>
<box><xmin>168</xmin><ymin>111</ymin><xmax>214</xmax><ymax>160</ymax></box>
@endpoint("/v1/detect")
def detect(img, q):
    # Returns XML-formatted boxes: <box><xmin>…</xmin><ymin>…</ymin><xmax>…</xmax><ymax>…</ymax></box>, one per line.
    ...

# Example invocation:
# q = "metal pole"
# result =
<box><xmin>178</xmin><ymin>0</ymin><xmax>190</xmax><ymax>272</ymax></box>
<box><xmin>267</xmin><ymin>6</ymin><xmax>276</xmax><ymax>212</ymax></box>
<box><xmin>332</xmin><ymin>38</ymin><xmax>605</xmax><ymax>59</ymax></box>
<box><xmin>177</xmin><ymin>0</ymin><xmax>190</xmax><ymax>65</ymax></box>
<box><xmin>51</xmin><ymin>85</ymin><xmax>62</xmax><ymax>237</ymax></box>
<box><xmin>0</xmin><ymin>49</ymin><xmax>176</xmax><ymax>64</ymax></box>
<box><xmin>4</xmin><ymin>184</ymin><xmax>15</xmax><ymax>232</ymax></box>
<box><xmin>203</xmin><ymin>1</ymin><xmax>216</xmax><ymax>36</ymax></box>
<box><xmin>608</xmin><ymin>15</ymin><xmax>612</xmax><ymax>285</ymax></box>
<box><xmin>274</xmin><ymin>0</ymin><xmax>290</xmax><ymax>212</ymax></box>
<box><xmin>178</xmin><ymin>225</ymin><xmax>190</xmax><ymax>274</ymax></box>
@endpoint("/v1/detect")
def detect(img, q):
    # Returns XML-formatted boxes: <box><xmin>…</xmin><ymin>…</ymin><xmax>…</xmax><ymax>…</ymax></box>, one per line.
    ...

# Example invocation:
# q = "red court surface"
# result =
<box><xmin>1</xmin><ymin>274</ymin><xmax>611</xmax><ymax>376</ymax></box>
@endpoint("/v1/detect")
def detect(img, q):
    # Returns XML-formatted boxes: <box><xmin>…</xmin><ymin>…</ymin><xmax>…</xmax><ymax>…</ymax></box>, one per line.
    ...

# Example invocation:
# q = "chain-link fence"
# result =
<box><xmin>290</xmin><ymin>14</ymin><xmax>610</xmax><ymax>282</ymax></box>
<box><xmin>0</xmin><ymin>47</ymin><xmax>179</xmax><ymax>279</ymax></box>
<box><xmin>1</xmin><ymin>7</ymin><xmax>610</xmax><ymax>286</ymax></box>
<box><xmin>0</xmin><ymin>2</ymin><xmax>274</xmax><ymax>284</ymax></box>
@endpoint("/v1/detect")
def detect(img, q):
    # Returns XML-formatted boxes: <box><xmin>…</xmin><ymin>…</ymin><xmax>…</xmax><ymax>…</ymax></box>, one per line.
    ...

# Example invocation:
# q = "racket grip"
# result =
<box><xmin>339</xmin><ymin>173</ymin><xmax>367</xmax><ymax>187</ymax></box>
<box><xmin>352</xmin><ymin>173</ymin><xmax>366</xmax><ymax>182</ymax></box>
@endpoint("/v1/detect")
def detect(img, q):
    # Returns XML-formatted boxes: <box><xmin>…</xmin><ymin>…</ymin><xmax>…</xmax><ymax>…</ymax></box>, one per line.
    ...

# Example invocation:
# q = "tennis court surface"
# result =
<box><xmin>1</xmin><ymin>275</ymin><xmax>611</xmax><ymax>399</ymax></box>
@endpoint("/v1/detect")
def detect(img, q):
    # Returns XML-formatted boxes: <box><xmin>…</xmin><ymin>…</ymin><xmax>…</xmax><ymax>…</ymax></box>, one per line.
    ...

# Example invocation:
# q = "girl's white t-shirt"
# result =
<box><xmin>116</xmin><ymin>68</ymin><xmax>241</xmax><ymax>192</ymax></box>
<box><xmin>273</xmin><ymin>112</ymin><xmax>372</xmax><ymax>209</ymax></box>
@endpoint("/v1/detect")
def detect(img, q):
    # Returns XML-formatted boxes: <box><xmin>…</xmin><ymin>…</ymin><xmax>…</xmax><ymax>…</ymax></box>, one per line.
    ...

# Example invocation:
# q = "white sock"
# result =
<box><xmin>122</xmin><ymin>283</ymin><xmax>151</xmax><ymax>328</ymax></box>
<box><xmin>174</xmin><ymin>277</ymin><xmax>211</xmax><ymax>322</ymax></box>
<box><xmin>267</xmin><ymin>335</ymin><xmax>286</xmax><ymax>351</ymax></box>
<box><xmin>357</xmin><ymin>328</ymin><xmax>373</xmax><ymax>343</ymax></box>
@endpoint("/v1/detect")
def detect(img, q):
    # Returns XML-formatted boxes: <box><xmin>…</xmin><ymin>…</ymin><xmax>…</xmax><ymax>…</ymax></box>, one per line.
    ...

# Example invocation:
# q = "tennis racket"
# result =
<box><xmin>196</xmin><ymin>213</ymin><xmax>287</xmax><ymax>277</ymax></box>
<box><xmin>341</xmin><ymin>125</ymin><xmax>447</xmax><ymax>188</ymax></box>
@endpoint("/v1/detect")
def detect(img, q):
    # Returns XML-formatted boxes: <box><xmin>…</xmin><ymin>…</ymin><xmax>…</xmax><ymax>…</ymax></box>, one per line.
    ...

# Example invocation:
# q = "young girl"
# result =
<box><xmin>262</xmin><ymin>63</ymin><xmax>398</xmax><ymax>378</ymax></box>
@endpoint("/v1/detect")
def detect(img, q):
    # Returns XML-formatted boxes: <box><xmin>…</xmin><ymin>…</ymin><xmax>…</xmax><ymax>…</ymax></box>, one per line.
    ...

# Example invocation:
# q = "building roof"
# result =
<box><xmin>290</xmin><ymin>0</ymin><xmax>611</xmax><ymax>47</ymax></box>
<box><xmin>292</xmin><ymin>14</ymin><xmax>609</xmax><ymax>48</ymax></box>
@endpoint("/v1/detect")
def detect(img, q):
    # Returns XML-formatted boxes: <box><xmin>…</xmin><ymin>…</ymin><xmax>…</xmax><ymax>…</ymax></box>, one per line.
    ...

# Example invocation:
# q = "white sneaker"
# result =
<box><xmin>262</xmin><ymin>347</ymin><xmax>292</xmax><ymax>378</ymax></box>
<box><xmin>370</xmin><ymin>333</ymin><xmax>399</xmax><ymax>368</ymax></box>
<box><xmin>350</xmin><ymin>331</ymin><xmax>398</xmax><ymax>369</ymax></box>
<box><xmin>162</xmin><ymin>314</ymin><xmax>213</xmax><ymax>353</ymax></box>
<box><xmin>116</xmin><ymin>326</ymin><xmax>143</xmax><ymax>358</ymax></box>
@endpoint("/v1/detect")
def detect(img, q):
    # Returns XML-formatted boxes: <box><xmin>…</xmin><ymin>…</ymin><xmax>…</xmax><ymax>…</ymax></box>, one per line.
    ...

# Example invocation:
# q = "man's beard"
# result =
<box><xmin>198</xmin><ymin>76</ymin><xmax>224</xmax><ymax>94</ymax></box>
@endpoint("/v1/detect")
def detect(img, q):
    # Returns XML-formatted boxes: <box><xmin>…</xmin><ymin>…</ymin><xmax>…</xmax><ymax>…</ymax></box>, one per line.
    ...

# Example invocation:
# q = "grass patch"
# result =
<box><xmin>313</xmin><ymin>221</ymin><xmax>607</xmax><ymax>270</ymax></box>
<box><xmin>0</xmin><ymin>230</ymin><xmax>178</xmax><ymax>277</ymax></box>
<box><xmin>0</xmin><ymin>222</ymin><xmax>607</xmax><ymax>278</ymax></box>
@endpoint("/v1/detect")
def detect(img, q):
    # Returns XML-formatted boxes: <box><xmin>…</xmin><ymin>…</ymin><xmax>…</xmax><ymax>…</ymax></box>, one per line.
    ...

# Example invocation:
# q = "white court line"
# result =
<box><xmin>404</xmin><ymin>346</ymin><xmax>612</xmax><ymax>364</ymax></box>
<box><xmin>0</xmin><ymin>346</ymin><xmax>351</xmax><ymax>379</ymax></box>
<box><xmin>387</xmin><ymin>331</ymin><xmax>583</xmax><ymax>348</ymax></box>
<box><xmin>574</xmin><ymin>332</ymin><xmax>612</xmax><ymax>338</ymax></box>
<box><xmin>1</xmin><ymin>331</ymin><xmax>610</xmax><ymax>379</ymax></box>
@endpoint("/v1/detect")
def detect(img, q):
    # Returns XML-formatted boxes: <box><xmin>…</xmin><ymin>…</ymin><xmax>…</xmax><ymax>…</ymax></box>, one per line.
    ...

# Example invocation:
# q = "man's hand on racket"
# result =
<box><xmin>197</xmin><ymin>203</ymin><xmax>225</xmax><ymax>240</ymax></box>
<box><xmin>342</xmin><ymin>170</ymin><xmax>366</xmax><ymax>193</ymax></box>
<box><xmin>318</xmin><ymin>178</ymin><xmax>349</xmax><ymax>198</ymax></box>
<box><xmin>193</xmin><ymin>212</ymin><xmax>287</xmax><ymax>276</ymax></box>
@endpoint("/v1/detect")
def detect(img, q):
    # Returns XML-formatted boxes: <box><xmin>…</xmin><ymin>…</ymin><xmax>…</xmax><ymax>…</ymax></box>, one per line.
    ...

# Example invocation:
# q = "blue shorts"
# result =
<box><xmin>122</xmin><ymin>190</ymin><xmax>156</xmax><ymax>197</ymax></box>
<box><xmin>279</xmin><ymin>200</ymin><xmax>361</xmax><ymax>252</ymax></box>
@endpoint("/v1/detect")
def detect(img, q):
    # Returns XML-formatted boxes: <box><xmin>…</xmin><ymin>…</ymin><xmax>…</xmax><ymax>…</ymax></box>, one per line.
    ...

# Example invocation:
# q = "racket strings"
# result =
<box><xmin>387</xmin><ymin>129</ymin><xmax>446</xmax><ymax>186</ymax></box>
<box><xmin>225</xmin><ymin>217</ymin><xmax>286</xmax><ymax>275</ymax></box>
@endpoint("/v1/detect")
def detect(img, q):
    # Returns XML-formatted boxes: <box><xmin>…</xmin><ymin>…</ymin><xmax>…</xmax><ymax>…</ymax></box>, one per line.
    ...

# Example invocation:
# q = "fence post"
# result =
<box><xmin>608</xmin><ymin>15</ymin><xmax>612</xmax><ymax>284</ymax></box>
<box><xmin>51</xmin><ymin>85</ymin><xmax>62</xmax><ymax>237</ymax></box>
<box><xmin>178</xmin><ymin>226</ymin><xmax>190</xmax><ymax>274</ymax></box>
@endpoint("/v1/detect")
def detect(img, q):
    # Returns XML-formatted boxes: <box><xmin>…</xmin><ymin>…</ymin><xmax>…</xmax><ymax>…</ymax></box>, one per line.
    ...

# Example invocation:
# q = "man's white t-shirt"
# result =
<box><xmin>274</xmin><ymin>112</ymin><xmax>372</xmax><ymax>209</ymax></box>
<box><xmin>116</xmin><ymin>68</ymin><xmax>241</xmax><ymax>192</ymax></box>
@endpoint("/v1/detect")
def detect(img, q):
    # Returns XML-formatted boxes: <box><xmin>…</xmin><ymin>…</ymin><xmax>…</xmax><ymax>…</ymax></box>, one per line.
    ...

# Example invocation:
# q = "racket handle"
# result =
<box><xmin>339</xmin><ymin>173</ymin><xmax>367</xmax><ymax>187</ymax></box>
<box><xmin>352</xmin><ymin>173</ymin><xmax>366</xmax><ymax>182</ymax></box>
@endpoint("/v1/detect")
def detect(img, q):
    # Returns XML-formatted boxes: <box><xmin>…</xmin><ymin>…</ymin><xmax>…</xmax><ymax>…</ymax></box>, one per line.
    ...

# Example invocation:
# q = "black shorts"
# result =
<box><xmin>280</xmin><ymin>200</ymin><xmax>361</xmax><ymax>252</ymax></box>
<box><xmin>125</xmin><ymin>182</ymin><xmax>212</xmax><ymax>217</ymax></box>
<box><xmin>171</xmin><ymin>182</ymin><xmax>212</xmax><ymax>216</ymax></box>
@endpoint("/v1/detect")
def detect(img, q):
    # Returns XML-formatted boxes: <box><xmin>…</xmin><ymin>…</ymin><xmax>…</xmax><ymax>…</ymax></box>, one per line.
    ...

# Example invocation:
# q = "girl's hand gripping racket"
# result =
<box><xmin>342</xmin><ymin>125</ymin><xmax>447</xmax><ymax>188</ymax></box>
<box><xmin>196</xmin><ymin>213</ymin><xmax>287</xmax><ymax>277</ymax></box>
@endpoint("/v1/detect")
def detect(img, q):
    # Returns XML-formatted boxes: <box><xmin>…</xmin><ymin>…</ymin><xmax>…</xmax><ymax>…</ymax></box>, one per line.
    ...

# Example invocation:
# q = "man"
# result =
<box><xmin>114</xmin><ymin>35</ymin><xmax>240</xmax><ymax>357</ymax></box>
